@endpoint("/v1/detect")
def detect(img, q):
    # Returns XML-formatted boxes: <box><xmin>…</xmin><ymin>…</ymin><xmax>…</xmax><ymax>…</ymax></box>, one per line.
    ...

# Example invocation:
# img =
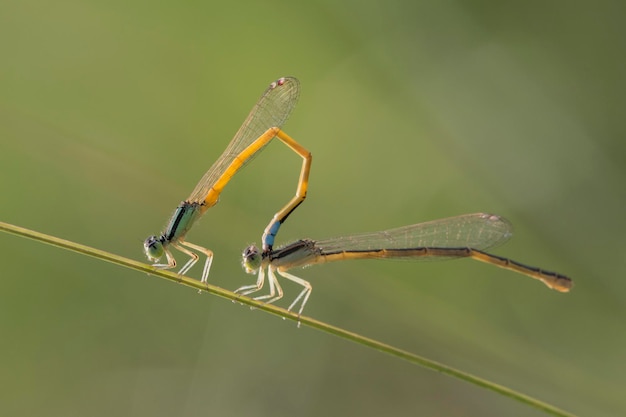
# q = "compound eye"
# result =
<box><xmin>242</xmin><ymin>245</ymin><xmax>261</xmax><ymax>274</ymax></box>
<box><xmin>144</xmin><ymin>236</ymin><xmax>164</xmax><ymax>261</ymax></box>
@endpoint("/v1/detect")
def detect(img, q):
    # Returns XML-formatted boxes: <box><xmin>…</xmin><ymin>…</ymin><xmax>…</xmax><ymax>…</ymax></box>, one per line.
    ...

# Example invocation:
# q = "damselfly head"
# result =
<box><xmin>242</xmin><ymin>244</ymin><xmax>262</xmax><ymax>274</ymax></box>
<box><xmin>144</xmin><ymin>235</ymin><xmax>164</xmax><ymax>262</ymax></box>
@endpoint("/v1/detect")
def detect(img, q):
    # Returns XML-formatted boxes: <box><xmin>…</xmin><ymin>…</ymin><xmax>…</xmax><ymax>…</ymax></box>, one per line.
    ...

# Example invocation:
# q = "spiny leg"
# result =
<box><xmin>150</xmin><ymin>248</ymin><xmax>176</xmax><ymax>270</ymax></box>
<box><xmin>171</xmin><ymin>243</ymin><xmax>199</xmax><ymax>278</ymax></box>
<box><xmin>276</xmin><ymin>269</ymin><xmax>312</xmax><ymax>318</ymax></box>
<box><xmin>253</xmin><ymin>267</ymin><xmax>284</xmax><ymax>304</ymax></box>
<box><xmin>235</xmin><ymin>267</ymin><xmax>267</xmax><ymax>296</ymax></box>
<box><xmin>234</xmin><ymin>267</ymin><xmax>283</xmax><ymax>310</ymax></box>
<box><xmin>180</xmin><ymin>241</ymin><xmax>214</xmax><ymax>284</ymax></box>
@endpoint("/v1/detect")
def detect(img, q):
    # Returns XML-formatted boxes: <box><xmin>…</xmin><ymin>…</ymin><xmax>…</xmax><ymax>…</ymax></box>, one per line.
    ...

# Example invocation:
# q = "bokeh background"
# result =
<box><xmin>1</xmin><ymin>1</ymin><xmax>624</xmax><ymax>416</ymax></box>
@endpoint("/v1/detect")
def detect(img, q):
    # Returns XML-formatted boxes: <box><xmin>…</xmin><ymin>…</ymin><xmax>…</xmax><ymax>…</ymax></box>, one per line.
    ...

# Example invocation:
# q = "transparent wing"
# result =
<box><xmin>187</xmin><ymin>77</ymin><xmax>300</xmax><ymax>203</ymax></box>
<box><xmin>315</xmin><ymin>213</ymin><xmax>512</xmax><ymax>256</ymax></box>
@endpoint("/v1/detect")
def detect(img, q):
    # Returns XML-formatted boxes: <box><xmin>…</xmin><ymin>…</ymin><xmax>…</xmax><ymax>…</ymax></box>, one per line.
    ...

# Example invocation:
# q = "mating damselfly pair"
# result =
<box><xmin>144</xmin><ymin>76</ymin><xmax>572</xmax><ymax>317</ymax></box>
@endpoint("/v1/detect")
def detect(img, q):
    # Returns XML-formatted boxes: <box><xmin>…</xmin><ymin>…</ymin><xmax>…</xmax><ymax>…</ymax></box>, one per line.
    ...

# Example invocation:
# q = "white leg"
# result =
<box><xmin>151</xmin><ymin>248</ymin><xmax>176</xmax><ymax>270</ymax></box>
<box><xmin>180</xmin><ymin>241</ymin><xmax>214</xmax><ymax>283</ymax></box>
<box><xmin>171</xmin><ymin>243</ymin><xmax>198</xmax><ymax>278</ymax></box>
<box><xmin>235</xmin><ymin>267</ymin><xmax>266</xmax><ymax>296</ymax></box>
<box><xmin>276</xmin><ymin>269</ymin><xmax>312</xmax><ymax>317</ymax></box>
<box><xmin>254</xmin><ymin>267</ymin><xmax>283</xmax><ymax>304</ymax></box>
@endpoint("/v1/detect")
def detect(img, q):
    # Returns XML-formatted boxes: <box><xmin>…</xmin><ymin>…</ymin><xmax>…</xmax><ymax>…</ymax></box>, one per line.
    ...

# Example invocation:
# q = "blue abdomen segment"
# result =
<box><xmin>262</xmin><ymin>220</ymin><xmax>282</xmax><ymax>251</ymax></box>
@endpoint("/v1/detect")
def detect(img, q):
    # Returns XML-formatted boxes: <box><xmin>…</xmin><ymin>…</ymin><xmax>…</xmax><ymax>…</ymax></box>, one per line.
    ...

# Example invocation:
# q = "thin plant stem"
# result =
<box><xmin>0</xmin><ymin>220</ymin><xmax>577</xmax><ymax>417</ymax></box>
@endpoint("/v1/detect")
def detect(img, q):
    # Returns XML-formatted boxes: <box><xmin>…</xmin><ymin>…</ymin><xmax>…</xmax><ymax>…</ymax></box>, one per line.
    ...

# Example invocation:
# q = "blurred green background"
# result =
<box><xmin>1</xmin><ymin>1</ymin><xmax>624</xmax><ymax>416</ymax></box>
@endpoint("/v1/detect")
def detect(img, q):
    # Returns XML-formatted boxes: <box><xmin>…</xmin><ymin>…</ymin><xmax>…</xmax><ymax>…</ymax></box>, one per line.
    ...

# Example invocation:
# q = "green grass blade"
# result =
<box><xmin>0</xmin><ymin>220</ymin><xmax>577</xmax><ymax>417</ymax></box>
